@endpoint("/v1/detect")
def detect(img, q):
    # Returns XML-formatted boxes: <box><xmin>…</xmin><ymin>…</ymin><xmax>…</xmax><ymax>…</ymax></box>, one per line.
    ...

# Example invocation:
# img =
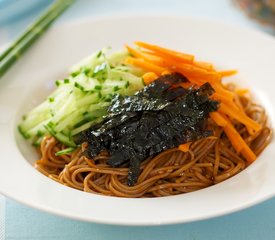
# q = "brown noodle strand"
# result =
<box><xmin>34</xmin><ymin>92</ymin><xmax>272</xmax><ymax>197</ymax></box>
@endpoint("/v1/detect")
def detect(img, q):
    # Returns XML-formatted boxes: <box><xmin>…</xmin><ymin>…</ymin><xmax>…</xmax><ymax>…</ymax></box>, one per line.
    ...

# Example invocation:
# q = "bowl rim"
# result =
<box><xmin>0</xmin><ymin>14</ymin><xmax>275</xmax><ymax>226</ymax></box>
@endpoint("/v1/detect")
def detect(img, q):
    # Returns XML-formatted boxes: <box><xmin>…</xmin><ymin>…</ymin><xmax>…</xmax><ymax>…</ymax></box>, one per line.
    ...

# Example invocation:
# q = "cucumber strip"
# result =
<box><xmin>18</xmin><ymin>49</ymin><xmax>145</xmax><ymax>147</ymax></box>
<box><xmin>18</xmin><ymin>125</ymin><xmax>31</xmax><ymax>139</ymax></box>
<box><xmin>71</xmin><ymin>117</ymin><xmax>103</xmax><ymax>136</ymax></box>
<box><xmin>70</xmin><ymin>48</ymin><xmax>109</xmax><ymax>74</ymax></box>
<box><xmin>26</xmin><ymin>119</ymin><xmax>50</xmax><ymax>136</ymax></box>
<box><xmin>55</xmin><ymin>147</ymin><xmax>75</xmax><ymax>156</ymax></box>
<box><xmin>20</xmin><ymin>106</ymin><xmax>51</xmax><ymax>132</ymax></box>
<box><xmin>50</xmin><ymin>93</ymin><xmax>76</xmax><ymax>124</ymax></box>
<box><xmin>32</xmin><ymin>136</ymin><xmax>44</xmax><ymax>147</ymax></box>
<box><xmin>44</xmin><ymin>124</ymin><xmax>75</xmax><ymax>147</ymax></box>
<box><xmin>75</xmin><ymin>93</ymin><xmax>99</xmax><ymax>107</ymax></box>
<box><xmin>54</xmin><ymin>108</ymin><xmax>86</xmax><ymax>132</ymax></box>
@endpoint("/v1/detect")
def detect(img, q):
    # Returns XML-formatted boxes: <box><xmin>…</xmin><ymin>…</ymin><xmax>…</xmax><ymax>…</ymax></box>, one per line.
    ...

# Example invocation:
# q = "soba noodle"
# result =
<box><xmin>34</xmin><ymin>91</ymin><xmax>272</xmax><ymax>197</ymax></box>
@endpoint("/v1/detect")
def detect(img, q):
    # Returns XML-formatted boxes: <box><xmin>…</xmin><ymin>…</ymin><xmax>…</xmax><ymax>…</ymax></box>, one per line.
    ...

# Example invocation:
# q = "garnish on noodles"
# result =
<box><xmin>76</xmin><ymin>73</ymin><xmax>218</xmax><ymax>186</ymax></box>
<box><xmin>19</xmin><ymin>42</ymin><xmax>272</xmax><ymax>197</ymax></box>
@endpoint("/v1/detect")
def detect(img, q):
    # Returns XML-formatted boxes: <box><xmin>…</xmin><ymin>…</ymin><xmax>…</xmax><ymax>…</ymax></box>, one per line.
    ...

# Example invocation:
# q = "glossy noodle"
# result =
<box><xmin>35</xmin><ymin>91</ymin><xmax>272</xmax><ymax>197</ymax></box>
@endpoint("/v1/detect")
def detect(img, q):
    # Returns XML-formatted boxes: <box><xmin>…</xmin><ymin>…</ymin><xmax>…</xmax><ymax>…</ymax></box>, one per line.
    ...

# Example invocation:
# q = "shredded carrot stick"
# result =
<box><xmin>212</xmin><ymin>92</ymin><xmax>234</xmax><ymax>106</ymax></box>
<box><xmin>233</xmin><ymin>93</ymin><xmax>254</xmax><ymax>135</ymax></box>
<box><xmin>209</xmin><ymin>82</ymin><xmax>234</xmax><ymax>101</ymax></box>
<box><xmin>178</xmin><ymin>143</ymin><xmax>191</xmax><ymax>152</ymax></box>
<box><xmin>241</xmin><ymin>144</ymin><xmax>257</xmax><ymax>163</ymax></box>
<box><xmin>218</xmin><ymin>70</ymin><xmax>238</xmax><ymax>77</ymax></box>
<box><xmin>225</xmin><ymin>124</ymin><xmax>256</xmax><ymax>163</ymax></box>
<box><xmin>125</xmin><ymin>57</ymin><xmax>166</xmax><ymax>75</ymax></box>
<box><xmin>126</xmin><ymin>53</ymin><xmax>222</xmax><ymax>89</ymax></box>
<box><xmin>126</xmin><ymin>49</ymin><xmax>234</xmax><ymax>104</ymax></box>
<box><xmin>126</xmin><ymin>41</ymin><xmax>259</xmax><ymax>164</ymax></box>
<box><xmin>235</xmin><ymin>89</ymin><xmax>249</xmax><ymax>95</ymax></box>
<box><xmin>143</xmin><ymin>49</ymin><xmax>216</xmax><ymax>73</ymax></box>
<box><xmin>219</xmin><ymin>103</ymin><xmax>261</xmax><ymax>132</ymax></box>
<box><xmin>193</xmin><ymin>61</ymin><xmax>214</xmax><ymax>71</ymax></box>
<box><xmin>171</xmin><ymin>63</ymin><xmax>217</xmax><ymax>80</ymax></box>
<box><xmin>211</xmin><ymin>112</ymin><xmax>256</xmax><ymax>163</ymax></box>
<box><xmin>210</xmin><ymin>112</ymin><xmax>227</xmax><ymax>127</ymax></box>
<box><xmin>161</xmin><ymin>70</ymin><xmax>172</xmax><ymax>75</ymax></box>
<box><xmin>222</xmin><ymin>118</ymin><xmax>253</xmax><ymax>157</ymax></box>
<box><xmin>125</xmin><ymin>45</ymin><xmax>144</xmax><ymax>58</ymax></box>
<box><xmin>134</xmin><ymin>48</ymin><xmax>223</xmax><ymax>86</ymax></box>
<box><xmin>139</xmin><ymin>52</ymin><xmax>217</xmax><ymax>79</ymax></box>
<box><xmin>135</xmin><ymin>41</ymin><xmax>194</xmax><ymax>63</ymax></box>
<box><xmin>125</xmin><ymin>45</ymin><xmax>163</xmax><ymax>63</ymax></box>
<box><xmin>212</xmin><ymin>114</ymin><xmax>242</xmax><ymax>153</ymax></box>
<box><xmin>141</xmin><ymin>52</ymin><xmax>225</xmax><ymax>89</ymax></box>
<box><xmin>142</xmin><ymin>72</ymin><xmax>158</xmax><ymax>85</ymax></box>
<box><xmin>127</xmin><ymin>44</ymin><xmax>240</xmax><ymax>108</ymax></box>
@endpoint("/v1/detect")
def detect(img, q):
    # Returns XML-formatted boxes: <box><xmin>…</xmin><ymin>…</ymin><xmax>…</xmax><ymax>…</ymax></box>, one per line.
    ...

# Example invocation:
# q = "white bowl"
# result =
<box><xmin>0</xmin><ymin>15</ymin><xmax>274</xmax><ymax>226</ymax></box>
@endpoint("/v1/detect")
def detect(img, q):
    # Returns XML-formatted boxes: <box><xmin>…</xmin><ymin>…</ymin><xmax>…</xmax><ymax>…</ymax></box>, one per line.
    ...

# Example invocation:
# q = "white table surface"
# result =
<box><xmin>1</xmin><ymin>0</ymin><xmax>275</xmax><ymax>239</ymax></box>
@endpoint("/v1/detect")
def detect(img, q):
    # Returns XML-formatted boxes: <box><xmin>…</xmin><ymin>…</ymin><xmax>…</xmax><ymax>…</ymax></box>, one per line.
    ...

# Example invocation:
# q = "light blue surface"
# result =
<box><xmin>1</xmin><ymin>0</ymin><xmax>275</xmax><ymax>239</ymax></box>
<box><xmin>5</xmin><ymin>197</ymin><xmax>275</xmax><ymax>240</ymax></box>
<box><xmin>0</xmin><ymin>0</ymin><xmax>53</xmax><ymax>26</ymax></box>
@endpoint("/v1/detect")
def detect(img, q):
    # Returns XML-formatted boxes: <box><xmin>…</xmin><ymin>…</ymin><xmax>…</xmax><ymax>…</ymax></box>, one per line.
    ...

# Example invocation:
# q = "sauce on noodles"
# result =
<box><xmin>35</xmin><ymin>89</ymin><xmax>272</xmax><ymax>198</ymax></box>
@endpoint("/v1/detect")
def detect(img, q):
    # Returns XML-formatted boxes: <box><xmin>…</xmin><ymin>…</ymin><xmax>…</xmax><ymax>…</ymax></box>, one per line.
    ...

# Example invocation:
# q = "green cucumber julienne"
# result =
<box><xmin>18</xmin><ymin>49</ymin><xmax>145</xmax><ymax>149</ymax></box>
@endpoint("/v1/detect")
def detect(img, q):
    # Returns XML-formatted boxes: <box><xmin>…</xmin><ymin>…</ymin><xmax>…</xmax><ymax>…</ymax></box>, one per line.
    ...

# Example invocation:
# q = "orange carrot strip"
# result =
<box><xmin>128</xmin><ymin>54</ymin><xmax>234</xmax><ymax>103</ymax></box>
<box><xmin>135</xmin><ymin>41</ymin><xmax>194</xmax><ymax>63</ymax></box>
<box><xmin>175</xmin><ymin>64</ymin><xmax>216</xmax><ymax>77</ymax></box>
<box><xmin>212</xmin><ymin>93</ymin><xmax>234</xmax><ymax>106</ymax></box>
<box><xmin>125</xmin><ymin>57</ymin><xmax>166</xmax><ymax>75</ymax></box>
<box><xmin>210</xmin><ymin>82</ymin><xmax>234</xmax><ymax>100</ymax></box>
<box><xmin>178</xmin><ymin>143</ymin><xmax>191</xmax><ymax>152</ymax></box>
<box><xmin>161</xmin><ymin>70</ymin><xmax>172</xmax><ymax>75</ymax></box>
<box><xmin>130</xmin><ymin>43</ymin><xmax>235</xmax><ymax>105</ymax></box>
<box><xmin>223</xmin><ymin>125</ymin><xmax>255</xmax><ymax>161</ymax></box>
<box><xmin>142</xmin><ymin>54</ymin><xmax>221</xmax><ymax>82</ymax></box>
<box><xmin>211</xmin><ymin>113</ymin><xmax>241</xmax><ymax>153</ymax></box>
<box><xmin>125</xmin><ymin>53</ymin><xmax>214</xmax><ymax>90</ymax></box>
<box><xmin>224</xmin><ymin>123</ymin><xmax>256</xmax><ymax>163</ymax></box>
<box><xmin>150</xmin><ymin>54</ymin><xmax>213</xmax><ymax>75</ymax></box>
<box><xmin>235</xmin><ymin>89</ymin><xmax>249</xmax><ymax>95</ymax></box>
<box><xmin>215</xmin><ymin>94</ymin><xmax>255</xmax><ymax>134</ymax></box>
<box><xmin>143</xmin><ymin>50</ymin><xmax>215</xmax><ymax>73</ymax></box>
<box><xmin>125</xmin><ymin>45</ymin><xmax>163</xmax><ymax>63</ymax></box>
<box><xmin>233</xmin><ymin>93</ymin><xmax>254</xmax><ymax>135</ymax></box>
<box><xmin>132</xmin><ymin>42</ymin><xmax>256</xmax><ymax>162</ymax></box>
<box><xmin>142</xmin><ymin>72</ymin><xmax>158</xmax><ymax>85</ymax></box>
<box><xmin>140</xmin><ymin>50</ymin><xmax>178</xmax><ymax>66</ymax></box>
<box><xmin>193</xmin><ymin>61</ymin><xmax>214</xmax><ymax>71</ymax></box>
<box><xmin>126</xmin><ymin>45</ymin><xmax>145</xmax><ymax>58</ymax></box>
<box><xmin>218</xmin><ymin>70</ymin><xmax>238</xmax><ymax>77</ymax></box>
<box><xmin>180</xmin><ymin>74</ymin><xmax>204</xmax><ymax>86</ymax></box>
<box><xmin>211</xmin><ymin>112</ymin><xmax>256</xmax><ymax>163</ymax></box>
<box><xmin>210</xmin><ymin>112</ymin><xmax>227</xmax><ymax>127</ymax></box>
<box><xmin>241</xmin><ymin>145</ymin><xmax>257</xmax><ymax>163</ymax></box>
<box><xmin>138</xmin><ymin>50</ymin><xmax>222</xmax><ymax>84</ymax></box>
<box><xmin>180</xmin><ymin>74</ymin><xmax>234</xmax><ymax>104</ymax></box>
<box><xmin>219</xmin><ymin>103</ymin><xmax>261</xmax><ymax>132</ymax></box>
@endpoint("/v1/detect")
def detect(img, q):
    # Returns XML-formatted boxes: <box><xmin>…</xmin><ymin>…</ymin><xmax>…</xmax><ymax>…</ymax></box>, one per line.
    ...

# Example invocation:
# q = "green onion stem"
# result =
<box><xmin>0</xmin><ymin>0</ymin><xmax>75</xmax><ymax>78</ymax></box>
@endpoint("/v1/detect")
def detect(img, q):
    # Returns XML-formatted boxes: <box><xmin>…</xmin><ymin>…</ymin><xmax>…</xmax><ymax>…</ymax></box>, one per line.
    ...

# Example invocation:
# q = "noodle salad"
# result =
<box><xmin>18</xmin><ymin>42</ymin><xmax>272</xmax><ymax>197</ymax></box>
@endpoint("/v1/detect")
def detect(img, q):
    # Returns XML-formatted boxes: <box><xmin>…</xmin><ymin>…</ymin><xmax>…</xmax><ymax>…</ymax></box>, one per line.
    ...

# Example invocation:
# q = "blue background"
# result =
<box><xmin>5</xmin><ymin>197</ymin><xmax>275</xmax><ymax>240</ymax></box>
<box><xmin>1</xmin><ymin>0</ymin><xmax>275</xmax><ymax>239</ymax></box>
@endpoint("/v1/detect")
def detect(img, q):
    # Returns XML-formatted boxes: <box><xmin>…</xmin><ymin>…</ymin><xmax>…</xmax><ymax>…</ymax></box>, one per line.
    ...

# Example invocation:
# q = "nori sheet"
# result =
<box><xmin>76</xmin><ymin>73</ymin><xmax>219</xmax><ymax>186</ymax></box>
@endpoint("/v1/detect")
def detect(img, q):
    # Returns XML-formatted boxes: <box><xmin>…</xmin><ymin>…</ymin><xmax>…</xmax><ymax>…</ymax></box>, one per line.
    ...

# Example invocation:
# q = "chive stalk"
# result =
<box><xmin>0</xmin><ymin>0</ymin><xmax>75</xmax><ymax>78</ymax></box>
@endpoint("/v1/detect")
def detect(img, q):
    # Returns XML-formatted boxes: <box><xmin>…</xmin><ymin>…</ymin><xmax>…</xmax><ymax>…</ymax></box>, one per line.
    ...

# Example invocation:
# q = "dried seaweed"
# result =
<box><xmin>76</xmin><ymin>73</ymin><xmax>219</xmax><ymax>186</ymax></box>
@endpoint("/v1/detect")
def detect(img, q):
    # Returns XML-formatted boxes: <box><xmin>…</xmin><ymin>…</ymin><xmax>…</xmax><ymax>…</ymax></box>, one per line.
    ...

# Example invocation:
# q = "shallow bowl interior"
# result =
<box><xmin>0</xmin><ymin>15</ymin><xmax>275</xmax><ymax>226</ymax></box>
